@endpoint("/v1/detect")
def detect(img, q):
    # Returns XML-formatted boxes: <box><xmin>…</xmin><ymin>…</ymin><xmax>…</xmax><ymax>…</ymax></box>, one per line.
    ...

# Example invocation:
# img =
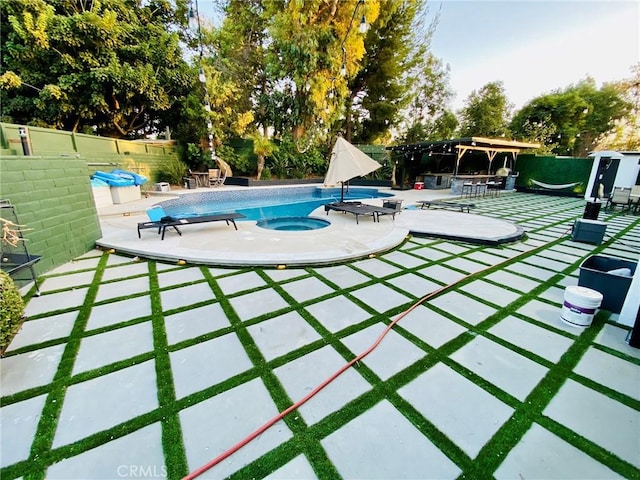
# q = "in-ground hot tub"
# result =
<box><xmin>256</xmin><ymin>216</ymin><xmax>331</xmax><ymax>231</ymax></box>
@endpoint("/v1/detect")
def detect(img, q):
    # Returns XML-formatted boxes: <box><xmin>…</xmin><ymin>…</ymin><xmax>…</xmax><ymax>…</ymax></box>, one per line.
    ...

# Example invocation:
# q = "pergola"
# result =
<box><xmin>387</xmin><ymin>137</ymin><xmax>540</xmax><ymax>176</ymax></box>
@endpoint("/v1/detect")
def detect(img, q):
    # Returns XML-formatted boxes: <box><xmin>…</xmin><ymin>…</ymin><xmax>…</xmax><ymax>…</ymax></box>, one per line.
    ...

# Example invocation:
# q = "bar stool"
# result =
<box><xmin>461</xmin><ymin>181</ymin><xmax>474</xmax><ymax>198</ymax></box>
<box><xmin>486</xmin><ymin>178</ymin><xmax>501</xmax><ymax>197</ymax></box>
<box><xmin>475</xmin><ymin>182</ymin><xmax>487</xmax><ymax>197</ymax></box>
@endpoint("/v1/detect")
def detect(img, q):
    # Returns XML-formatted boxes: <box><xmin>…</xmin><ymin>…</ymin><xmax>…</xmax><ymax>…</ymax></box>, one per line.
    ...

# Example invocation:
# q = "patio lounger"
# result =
<box><xmin>417</xmin><ymin>200</ymin><xmax>475</xmax><ymax>213</ymax></box>
<box><xmin>604</xmin><ymin>187</ymin><xmax>632</xmax><ymax>212</ymax></box>
<box><xmin>324</xmin><ymin>202</ymin><xmax>397</xmax><ymax>224</ymax></box>
<box><xmin>138</xmin><ymin>206</ymin><xmax>245</xmax><ymax>240</ymax></box>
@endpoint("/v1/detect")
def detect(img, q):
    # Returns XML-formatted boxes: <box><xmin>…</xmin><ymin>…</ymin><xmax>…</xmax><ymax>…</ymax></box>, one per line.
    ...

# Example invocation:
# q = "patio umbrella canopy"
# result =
<box><xmin>324</xmin><ymin>136</ymin><xmax>382</xmax><ymax>201</ymax></box>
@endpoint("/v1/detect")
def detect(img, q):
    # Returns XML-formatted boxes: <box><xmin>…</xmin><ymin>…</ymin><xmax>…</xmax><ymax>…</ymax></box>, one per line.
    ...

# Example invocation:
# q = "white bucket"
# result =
<box><xmin>561</xmin><ymin>286</ymin><xmax>603</xmax><ymax>327</ymax></box>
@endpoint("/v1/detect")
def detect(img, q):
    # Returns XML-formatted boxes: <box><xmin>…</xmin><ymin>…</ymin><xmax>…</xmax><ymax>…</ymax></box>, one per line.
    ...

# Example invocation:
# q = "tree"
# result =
<box><xmin>1</xmin><ymin>0</ymin><xmax>193</xmax><ymax>137</ymax></box>
<box><xmin>263</xmin><ymin>0</ymin><xmax>381</xmax><ymax>146</ymax></box>
<box><xmin>427</xmin><ymin>110</ymin><xmax>458</xmax><ymax>140</ymax></box>
<box><xmin>458</xmin><ymin>81</ymin><xmax>511</xmax><ymax>137</ymax></box>
<box><xmin>252</xmin><ymin>132</ymin><xmax>277</xmax><ymax>180</ymax></box>
<box><xmin>593</xmin><ymin>64</ymin><xmax>639</xmax><ymax>152</ymax></box>
<box><xmin>347</xmin><ymin>0</ymin><xmax>421</xmax><ymax>143</ymax></box>
<box><xmin>510</xmin><ymin>77</ymin><xmax>631</xmax><ymax>156</ymax></box>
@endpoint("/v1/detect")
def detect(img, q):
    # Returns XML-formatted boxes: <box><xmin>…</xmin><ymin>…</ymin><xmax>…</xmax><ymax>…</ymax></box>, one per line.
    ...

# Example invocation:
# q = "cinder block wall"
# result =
<box><xmin>0</xmin><ymin>122</ymin><xmax>184</xmax><ymax>283</ymax></box>
<box><xmin>0</xmin><ymin>156</ymin><xmax>102</xmax><ymax>278</ymax></box>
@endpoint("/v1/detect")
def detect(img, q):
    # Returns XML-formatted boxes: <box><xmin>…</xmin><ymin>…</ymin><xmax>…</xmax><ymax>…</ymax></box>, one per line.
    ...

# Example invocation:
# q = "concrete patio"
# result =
<box><xmin>1</xmin><ymin>191</ymin><xmax>639</xmax><ymax>480</ymax></box>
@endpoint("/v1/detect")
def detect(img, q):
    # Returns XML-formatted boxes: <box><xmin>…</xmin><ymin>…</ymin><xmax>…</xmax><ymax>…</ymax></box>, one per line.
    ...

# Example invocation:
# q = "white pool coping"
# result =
<box><xmin>95</xmin><ymin>185</ymin><xmax>521</xmax><ymax>266</ymax></box>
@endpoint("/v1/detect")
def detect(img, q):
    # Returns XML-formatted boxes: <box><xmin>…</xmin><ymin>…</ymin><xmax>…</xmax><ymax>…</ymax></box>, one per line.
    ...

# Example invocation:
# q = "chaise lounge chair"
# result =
<box><xmin>324</xmin><ymin>202</ymin><xmax>398</xmax><ymax>224</ymax></box>
<box><xmin>137</xmin><ymin>206</ymin><xmax>245</xmax><ymax>240</ymax></box>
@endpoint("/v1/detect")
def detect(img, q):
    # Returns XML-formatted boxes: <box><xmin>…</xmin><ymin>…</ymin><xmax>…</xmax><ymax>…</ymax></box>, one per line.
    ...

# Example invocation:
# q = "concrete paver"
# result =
<box><xmin>340</xmin><ymin>323</ymin><xmax>426</xmax><ymax>381</ymax></box>
<box><xmin>72</xmin><ymin>321</ymin><xmax>154</xmax><ymax>375</ymax></box>
<box><xmin>488</xmin><ymin>315</ymin><xmax>574</xmax><ymax>363</ymax></box>
<box><xmin>24</xmin><ymin>288</ymin><xmax>89</xmax><ymax>316</ymax></box>
<box><xmin>2</xmin><ymin>191</ymin><xmax>639</xmax><ymax>480</ymax></box>
<box><xmin>164</xmin><ymin>303</ymin><xmax>230</xmax><ymax>345</ymax></box>
<box><xmin>280</xmin><ymin>276</ymin><xmax>335</xmax><ymax>303</ymax></box>
<box><xmin>85</xmin><ymin>296</ymin><xmax>152</xmax><ymax>330</ymax></box>
<box><xmin>314</xmin><ymin>264</ymin><xmax>370</xmax><ymax>289</ymax></box>
<box><xmin>5</xmin><ymin>311</ymin><xmax>76</xmax><ymax>352</ymax></box>
<box><xmin>170</xmin><ymin>334</ymin><xmax>253</xmax><ymax>399</ymax></box>
<box><xmin>1</xmin><ymin>344</ymin><xmax>65</xmax><ymax>396</ymax></box>
<box><xmin>46</xmin><ymin>423</ymin><xmax>166</xmax><ymax>480</ymax></box>
<box><xmin>429</xmin><ymin>290</ymin><xmax>497</xmax><ymax>326</ymax></box>
<box><xmin>348</xmin><ymin>283</ymin><xmax>412</xmax><ymax>313</ymax></box>
<box><xmin>179</xmin><ymin>378</ymin><xmax>293</xmax><ymax>479</ymax></box>
<box><xmin>321</xmin><ymin>400</ymin><xmax>461</xmax><ymax>479</ymax></box>
<box><xmin>304</xmin><ymin>296</ymin><xmax>370</xmax><ymax>333</ymax></box>
<box><xmin>52</xmin><ymin>360</ymin><xmax>158</xmax><ymax>448</ymax></box>
<box><xmin>159</xmin><ymin>282</ymin><xmax>216</xmax><ymax>311</ymax></box>
<box><xmin>216</xmin><ymin>271</ymin><xmax>266</xmax><ymax>295</ymax></box>
<box><xmin>95</xmin><ymin>277</ymin><xmax>149</xmax><ymax>303</ymax></box>
<box><xmin>273</xmin><ymin>346</ymin><xmax>372</xmax><ymax>425</ymax></box>
<box><xmin>543</xmin><ymin>380</ymin><xmax>640</xmax><ymax>468</ymax></box>
<box><xmin>494</xmin><ymin>424</ymin><xmax>623</xmax><ymax>480</ymax></box>
<box><xmin>228</xmin><ymin>289</ymin><xmax>288</xmax><ymax>322</ymax></box>
<box><xmin>247</xmin><ymin>311</ymin><xmax>322</xmax><ymax>362</ymax></box>
<box><xmin>399</xmin><ymin>362</ymin><xmax>515</xmax><ymax>458</ymax></box>
<box><xmin>460</xmin><ymin>279</ymin><xmax>521</xmax><ymax>307</ymax></box>
<box><xmin>394</xmin><ymin>305</ymin><xmax>467</xmax><ymax>349</ymax></box>
<box><xmin>417</xmin><ymin>263</ymin><xmax>466</xmax><ymax>284</ymax></box>
<box><xmin>0</xmin><ymin>394</ymin><xmax>47</xmax><ymax>468</ymax></box>
<box><xmin>450</xmin><ymin>336</ymin><xmax>549</xmax><ymax>401</ymax></box>
<box><xmin>573</xmin><ymin>347</ymin><xmax>640</xmax><ymax>400</ymax></box>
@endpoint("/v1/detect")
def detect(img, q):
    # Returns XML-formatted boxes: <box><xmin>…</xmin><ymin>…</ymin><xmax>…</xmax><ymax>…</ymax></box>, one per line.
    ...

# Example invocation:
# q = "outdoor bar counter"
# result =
<box><xmin>418</xmin><ymin>173</ymin><xmax>454</xmax><ymax>189</ymax></box>
<box><xmin>449</xmin><ymin>174</ymin><xmax>518</xmax><ymax>195</ymax></box>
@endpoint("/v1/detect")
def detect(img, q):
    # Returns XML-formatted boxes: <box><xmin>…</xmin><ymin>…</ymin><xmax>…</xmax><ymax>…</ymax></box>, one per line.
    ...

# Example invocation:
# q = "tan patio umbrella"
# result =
<box><xmin>323</xmin><ymin>136</ymin><xmax>381</xmax><ymax>202</ymax></box>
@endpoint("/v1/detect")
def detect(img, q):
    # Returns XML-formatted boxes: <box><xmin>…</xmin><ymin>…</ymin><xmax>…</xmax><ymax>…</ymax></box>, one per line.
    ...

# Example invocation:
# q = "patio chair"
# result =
<box><xmin>208</xmin><ymin>168</ymin><xmax>226</xmax><ymax>187</ymax></box>
<box><xmin>631</xmin><ymin>185</ymin><xmax>640</xmax><ymax>214</ymax></box>
<box><xmin>137</xmin><ymin>206</ymin><xmax>182</xmax><ymax>238</ymax></box>
<box><xmin>605</xmin><ymin>187</ymin><xmax>632</xmax><ymax>212</ymax></box>
<box><xmin>137</xmin><ymin>205</ymin><xmax>244</xmax><ymax>240</ymax></box>
<box><xmin>382</xmin><ymin>199</ymin><xmax>403</xmax><ymax>213</ymax></box>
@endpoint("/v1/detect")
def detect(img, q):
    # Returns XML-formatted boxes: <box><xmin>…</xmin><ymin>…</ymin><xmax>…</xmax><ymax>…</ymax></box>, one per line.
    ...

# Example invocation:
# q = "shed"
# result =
<box><xmin>585</xmin><ymin>150</ymin><xmax>640</xmax><ymax>201</ymax></box>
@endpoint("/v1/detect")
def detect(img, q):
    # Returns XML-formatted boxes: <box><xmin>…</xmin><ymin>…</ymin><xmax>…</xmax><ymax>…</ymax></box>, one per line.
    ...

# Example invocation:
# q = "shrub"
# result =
<box><xmin>154</xmin><ymin>156</ymin><xmax>188</xmax><ymax>185</ymax></box>
<box><xmin>0</xmin><ymin>270</ymin><xmax>25</xmax><ymax>352</ymax></box>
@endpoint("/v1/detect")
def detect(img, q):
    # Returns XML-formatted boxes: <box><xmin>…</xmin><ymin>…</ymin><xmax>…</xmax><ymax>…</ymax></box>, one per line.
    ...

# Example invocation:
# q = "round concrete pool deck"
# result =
<box><xmin>95</xmin><ymin>187</ymin><xmax>524</xmax><ymax>266</ymax></box>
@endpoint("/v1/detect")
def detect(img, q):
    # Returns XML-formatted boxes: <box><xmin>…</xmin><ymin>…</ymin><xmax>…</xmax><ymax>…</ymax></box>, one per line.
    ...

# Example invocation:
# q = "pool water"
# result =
<box><xmin>257</xmin><ymin>216</ymin><xmax>330</xmax><ymax>231</ymax></box>
<box><xmin>159</xmin><ymin>186</ymin><xmax>391</xmax><ymax>222</ymax></box>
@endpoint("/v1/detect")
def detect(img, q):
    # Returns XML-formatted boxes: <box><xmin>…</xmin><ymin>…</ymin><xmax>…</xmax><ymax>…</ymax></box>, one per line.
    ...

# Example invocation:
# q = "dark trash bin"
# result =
<box><xmin>578</xmin><ymin>255</ymin><xmax>637</xmax><ymax>313</ymax></box>
<box><xmin>583</xmin><ymin>201</ymin><xmax>602</xmax><ymax>220</ymax></box>
<box><xmin>183</xmin><ymin>177</ymin><xmax>196</xmax><ymax>189</ymax></box>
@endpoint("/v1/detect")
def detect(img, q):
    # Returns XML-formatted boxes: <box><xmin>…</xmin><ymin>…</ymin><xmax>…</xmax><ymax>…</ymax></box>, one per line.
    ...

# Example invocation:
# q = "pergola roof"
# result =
<box><xmin>386</xmin><ymin>136</ymin><xmax>540</xmax><ymax>153</ymax></box>
<box><xmin>387</xmin><ymin>137</ymin><xmax>541</xmax><ymax>175</ymax></box>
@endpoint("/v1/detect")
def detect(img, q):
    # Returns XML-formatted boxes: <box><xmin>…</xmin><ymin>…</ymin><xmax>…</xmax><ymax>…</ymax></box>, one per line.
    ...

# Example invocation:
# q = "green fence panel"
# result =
<box><xmin>516</xmin><ymin>154</ymin><xmax>592</xmax><ymax>195</ymax></box>
<box><xmin>73</xmin><ymin>132</ymin><xmax>119</xmax><ymax>154</ymax></box>
<box><xmin>116</xmin><ymin>139</ymin><xmax>148</xmax><ymax>155</ymax></box>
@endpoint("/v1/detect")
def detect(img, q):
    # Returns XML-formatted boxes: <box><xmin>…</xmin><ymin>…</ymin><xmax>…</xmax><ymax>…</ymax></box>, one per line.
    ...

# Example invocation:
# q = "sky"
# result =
<box><xmin>196</xmin><ymin>0</ymin><xmax>639</xmax><ymax>112</ymax></box>
<box><xmin>425</xmin><ymin>0</ymin><xmax>640</xmax><ymax>111</ymax></box>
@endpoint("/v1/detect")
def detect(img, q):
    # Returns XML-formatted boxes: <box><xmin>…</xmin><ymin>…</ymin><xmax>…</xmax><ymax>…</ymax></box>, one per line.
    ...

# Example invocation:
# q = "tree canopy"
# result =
<box><xmin>458</xmin><ymin>81</ymin><xmax>511</xmax><ymax>138</ymax></box>
<box><xmin>1</xmin><ymin>0</ymin><xmax>635</xmax><ymax>176</ymax></box>
<box><xmin>1</xmin><ymin>0</ymin><xmax>193</xmax><ymax>137</ymax></box>
<box><xmin>510</xmin><ymin>77</ymin><xmax>631</xmax><ymax>156</ymax></box>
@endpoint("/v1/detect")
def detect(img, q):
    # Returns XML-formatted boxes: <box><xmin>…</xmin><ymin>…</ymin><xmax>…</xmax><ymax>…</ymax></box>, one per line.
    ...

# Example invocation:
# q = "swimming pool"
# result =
<box><xmin>158</xmin><ymin>186</ymin><xmax>392</xmax><ymax>222</ymax></box>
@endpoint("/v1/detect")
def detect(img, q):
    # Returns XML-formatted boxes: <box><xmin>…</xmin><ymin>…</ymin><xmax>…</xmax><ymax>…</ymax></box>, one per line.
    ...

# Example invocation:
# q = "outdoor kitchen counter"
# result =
<box><xmin>450</xmin><ymin>174</ymin><xmax>518</xmax><ymax>195</ymax></box>
<box><xmin>450</xmin><ymin>175</ymin><xmax>494</xmax><ymax>196</ymax></box>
